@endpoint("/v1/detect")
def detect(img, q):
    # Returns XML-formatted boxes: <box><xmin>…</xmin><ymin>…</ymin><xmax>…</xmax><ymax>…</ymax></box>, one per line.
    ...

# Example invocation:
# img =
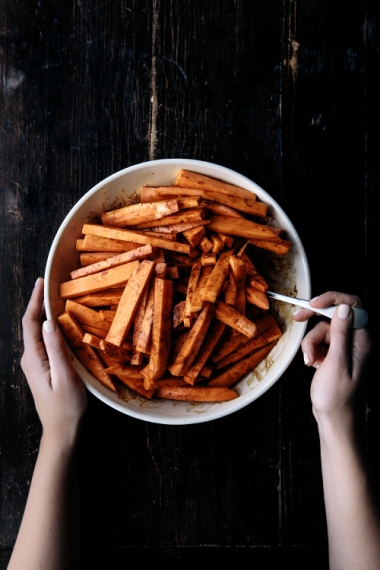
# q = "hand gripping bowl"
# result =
<box><xmin>45</xmin><ymin>159</ymin><xmax>310</xmax><ymax>425</ymax></box>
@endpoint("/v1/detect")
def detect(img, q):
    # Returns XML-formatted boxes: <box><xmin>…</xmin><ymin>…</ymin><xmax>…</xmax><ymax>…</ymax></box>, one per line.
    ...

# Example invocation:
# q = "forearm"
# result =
<box><xmin>8</xmin><ymin>433</ymin><xmax>82</xmax><ymax>570</ymax></box>
<box><xmin>318</xmin><ymin>417</ymin><xmax>380</xmax><ymax>570</ymax></box>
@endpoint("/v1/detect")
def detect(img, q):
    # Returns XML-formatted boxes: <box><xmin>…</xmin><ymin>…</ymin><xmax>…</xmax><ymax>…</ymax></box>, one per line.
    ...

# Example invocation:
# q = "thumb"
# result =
<box><xmin>42</xmin><ymin>320</ymin><xmax>73</xmax><ymax>376</ymax></box>
<box><xmin>327</xmin><ymin>304</ymin><xmax>353</xmax><ymax>373</ymax></box>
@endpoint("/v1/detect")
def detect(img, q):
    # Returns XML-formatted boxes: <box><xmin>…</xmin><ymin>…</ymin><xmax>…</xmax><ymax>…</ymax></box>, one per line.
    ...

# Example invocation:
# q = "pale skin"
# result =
<box><xmin>8</xmin><ymin>277</ymin><xmax>87</xmax><ymax>570</ymax></box>
<box><xmin>8</xmin><ymin>284</ymin><xmax>379</xmax><ymax>569</ymax></box>
<box><xmin>293</xmin><ymin>292</ymin><xmax>380</xmax><ymax>570</ymax></box>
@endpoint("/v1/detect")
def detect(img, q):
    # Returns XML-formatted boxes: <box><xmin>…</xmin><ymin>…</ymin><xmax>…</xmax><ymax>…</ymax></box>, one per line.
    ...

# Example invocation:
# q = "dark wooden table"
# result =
<box><xmin>1</xmin><ymin>1</ymin><xmax>379</xmax><ymax>568</ymax></box>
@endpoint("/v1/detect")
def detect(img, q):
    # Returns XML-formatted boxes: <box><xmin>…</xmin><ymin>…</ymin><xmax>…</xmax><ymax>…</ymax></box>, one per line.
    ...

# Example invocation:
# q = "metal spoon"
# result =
<box><xmin>266</xmin><ymin>291</ymin><xmax>368</xmax><ymax>330</ymax></box>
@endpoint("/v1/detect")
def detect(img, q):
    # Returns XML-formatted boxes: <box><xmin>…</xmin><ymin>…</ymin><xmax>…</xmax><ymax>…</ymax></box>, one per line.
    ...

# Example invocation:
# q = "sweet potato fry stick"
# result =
<box><xmin>201</xmin><ymin>200</ymin><xmax>245</xmax><ymax>219</ymax></box>
<box><xmin>208</xmin><ymin>215</ymin><xmax>281</xmax><ymax>242</ymax></box>
<box><xmin>141</xmin><ymin>185</ymin><xmax>265</xmax><ymax>217</ymax></box>
<box><xmin>177</xmin><ymin>196</ymin><xmax>203</xmax><ymax>209</ymax></box>
<box><xmin>184</xmin><ymin>258</ymin><xmax>202</xmax><ymax>327</ymax></box>
<box><xmin>190</xmin><ymin>266</ymin><xmax>213</xmax><ymax>312</ymax></box>
<box><xmin>104</xmin><ymin>363</ymin><xmax>144</xmax><ymax>376</ymax></box>
<box><xmin>82</xmin><ymin>223</ymin><xmax>192</xmax><ymax>254</ymax></box>
<box><xmin>246</xmin><ymin>286</ymin><xmax>269</xmax><ymax>310</ymax></box>
<box><xmin>154</xmin><ymin>262</ymin><xmax>167</xmax><ymax>278</ymax></box>
<box><xmin>173</xmin><ymin>300</ymin><xmax>186</xmax><ymax>329</ymax></box>
<box><xmin>135</xmin><ymin>376</ymin><xmax>188</xmax><ymax>392</ymax></box>
<box><xmin>80</xmin><ymin>252</ymin><xmax>118</xmax><ymax>266</ymax></box>
<box><xmin>184</xmin><ymin>320</ymin><xmax>226</xmax><ymax>385</ymax></box>
<box><xmin>64</xmin><ymin>300</ymin><xmax>111</xmax><ymax>332</ymax></box>
<box><xmin>98</xmin><ymin>352</ymin><xmax>122</xmax><ymax>368</ymax></box>
<box><xmin>155</xmin><ymin>377</ymin><xmax>189</xmax><ymax>389</ymax></box>
<box><xmin>168</xmin><ymin>302</ymin><xmax>214</xmax><ymax>376</ymax></box>
<box><xmin>101</xmin><ymin>199</ymin><xmax>180</xmax><ymax>227</ymax></box>
<box><xmin>249</xmin><ymin>238</ymin><xmax>292</xmax><ymax>255</ymax></box>
<box><xmin>199</xmin><ymin>365</ymin><xmax>213</xmax><ymax>378</ymax></box>
<box><xmin>211</xmin><ymin>314</ymin><xmax>277</xmax><ymax>363</ymax></box>
<box><xmin>112</xmin><ymin>375</ymin><xmax>155</xmax><ymax>399</ymax></box>
<box><xmin>218</xmin><ymin>233</ymin><xmax>234</xmax><ymax>248</ymax></box>
<box><xmin>142</xmin><ymin>230</ymin><xmax>178</xmax><ymax>241</ymax></box>
<box><xmin>182</xmin><ymin>225</ymin><xmax>206</xmax><ymax>247</ymax></box>
<box><xmin>263</xmin><ymin>226</ymin><xmax>284</xmax><ymax>236</ymax></box>
<box><xmin>82</xmin><ymin>333</ymin><xmax>131</xmax><ymax>364</ymax></box>
<box><xmin>99</xmin><ymin>339</ymin><xmax>131</xmax><ymax>364</ymax></box>
<box><xmin>174</xmin><ymin>169</ymin><xmax>257</xmax><ymax>201</ymax></box>
<box><xmin>82</xmin><ymin>333</ymin><xmax>103</xmax><ymax>349</ymax></box>
<box><xmin>83</xmin><ymin>332</ymin><xmax>132</xmax><ymax>352</ymax></box>
<box><xmin>198</xmin><ymin>236</ymin><xmax>213</xmax><ymax>253</ymax></box>
<box><xmin>135</xmin><ymin>284</ymin><xmax>155</xmax><ymax>354</ymax></box>
<box><xmin>58</xmin><ymin>312</ymin><xmax>116</xmax><ymax>392</ymax></box>
<box><xmin>210</xmin><ymin>233</ymin><xmax>225</xmax><ymax>254</ymax></box>
<box><xmin>240</xmin><ymin>252</ymin><xmax>268</xmax><ymax>292</ymax></box>
<box><xmin>72</xmin><ymin>289</ymin><xmax>124</xmax><ymax>307</ymax></box>
<box><xmin>70</xmin><ymin>244</ymin><xmax>155</xmax><ymax>280</ymax></box>
<box><xmin>171</xmin><ymin>329</ymin><xmax>189</xmax><ymax>360</ymax></box>
<box><xmin>80</xmin><ymin>234</ymin><xmax>138</xmax><ymax>252</ymax></box>
<box><xmin>60</xmin><ymin>260</ymin><xmax>139</xmax><ymax>299</ymax></box>
<box><xmin>132</xmin><ymin>286</ymin><xmax>148</xmax><ymax>347</ymax></box>
<box><xmin>229</xmin><ymin>255</ymin><xmax>246</xmax><ymax>317</ymax></box>
<box><xmin>141</xmin><ymin>278</ymin><xmax>173</xmax><ymax>386</ymax></box>
<box><xmin>105</xmin><ymin>260</ymin><xmax>155</xmax><ymax>347</ymax></box>
<box><xmin>149</xmin><ymin>220</ymin><xmax>210</xmax><ymax>233</ymax></box>
<box><xmin>208</xmin><ymin>342</ymin><xmax>277</xmax><ymax>387</ymax></box>
<box><xmin>201</xmin><ymin>252</ymin><xmax>217</xmax><ymax>266</ymax></box>
<box><xmin>224</xmin><ymin>273</ymin><xmax>236</xmax><ymax>306</ymax></box>
<box><xmin>202</xmin><ymin>249</ymin><xmax>233</xmax><ymax>304</ymax></box>
<box><xmin>130</xmin><ymin>351</ymin><xmax>144</xmax><ymax>365</ymax></box>
<box><xmin>132</xmin><ymin>207</ymin><xmax>208</xmax><ymax>229</ymax></box>
<box><xmin>215</xmin><ymin>321</ymin><xmax>282</xmax><ymax>370</ymax></box>
<box><xmin>81</xmin><ymin>325</ymin><xmax>108</xmax><ymax>339</ymax></box>
<box><xmin>98</xmin><ymin>310</ymin><xmax>116</xmax><ymax>322</ymax></box>
<box><xmin>214</xmin><ymin>300</ymin><xmax>257</xmax><ymax>338</ymax></box>
<box><xmin>155</xmin><ymin>385</ymin><xmax>238</xmax><ymax>402</ymax></box>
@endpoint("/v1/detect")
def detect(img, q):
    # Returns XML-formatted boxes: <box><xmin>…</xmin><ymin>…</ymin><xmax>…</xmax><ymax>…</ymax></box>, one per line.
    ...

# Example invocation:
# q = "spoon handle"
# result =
<box><xmin>266</xmin><ymin>291</ymin><xmax>368</xmax><ymax>330</ymax></box>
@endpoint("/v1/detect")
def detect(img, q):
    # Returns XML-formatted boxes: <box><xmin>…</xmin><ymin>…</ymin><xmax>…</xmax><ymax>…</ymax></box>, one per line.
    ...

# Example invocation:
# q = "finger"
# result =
<box><xmin>292</xmin><ymin>307</ymin><xmax>316</xmax><ymax>322</ymax></box>
<box><xmin>22</xmin><ymin>278</ymin><xmax>45</xmax><ymax>347</ymax></box>
<box><xmin>42</xmin><ymin>320</ymin><xmax>79</xmax><ymax>389</ymax></box>
<box><xmin>301</xmin><ymin>320</ymin><xmax>331</xmax><ymax>367</ymax></box>
<box><xmin>327</xmin><ymin>304</ymin><xmax>353</xmax><ymax>374</ymax></box>
<box><xmin>309</xmin><ymin>291</ymin><xmax>362</xmax><ymax>310</ymax></box>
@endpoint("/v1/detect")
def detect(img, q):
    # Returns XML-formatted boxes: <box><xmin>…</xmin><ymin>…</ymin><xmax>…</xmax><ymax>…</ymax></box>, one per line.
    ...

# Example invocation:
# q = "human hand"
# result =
<box><xmin>292</xmin><ymin>292</ymin><xmax>371</xmax><ymax>428</ymax></box>
<box><xmin>21</xmin><ymin>278</ymin><xmax>87</xmax><ymax>445</ymax></box>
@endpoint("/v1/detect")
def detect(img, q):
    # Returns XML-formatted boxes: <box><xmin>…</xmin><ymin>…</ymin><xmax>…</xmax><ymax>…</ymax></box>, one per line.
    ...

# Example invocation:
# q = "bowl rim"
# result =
<box><xmin>44</xmin><ymin>158</ymin><xmax>311</xmax><ymax>425</ymax></box>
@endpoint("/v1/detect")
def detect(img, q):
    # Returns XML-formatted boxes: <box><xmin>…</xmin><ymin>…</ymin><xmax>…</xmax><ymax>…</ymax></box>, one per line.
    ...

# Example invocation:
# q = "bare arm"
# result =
<box><xmin>8</xmin><ymin>278</ymin><xmax>87</xmax><ymax>570</ymax></box>
<box><xmin>294</xmin><ymin>293</ymin><xmax>380</xmax><ymax>570</ymax></box>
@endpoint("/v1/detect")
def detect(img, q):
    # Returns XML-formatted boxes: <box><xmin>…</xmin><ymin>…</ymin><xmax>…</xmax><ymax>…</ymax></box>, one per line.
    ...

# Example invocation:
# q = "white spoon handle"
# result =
<box><xmin>266</xmin><ymin>291</ymin><xmax>368</xmax><ymax>330</ymax></box>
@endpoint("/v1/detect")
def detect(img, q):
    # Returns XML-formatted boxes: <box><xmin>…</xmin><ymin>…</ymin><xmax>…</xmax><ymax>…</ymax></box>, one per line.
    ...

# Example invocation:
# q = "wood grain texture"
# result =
<box><xmin>1</xmin><ymin>0</ymin><xmax>379</xmax><ymax>568</ymax></box>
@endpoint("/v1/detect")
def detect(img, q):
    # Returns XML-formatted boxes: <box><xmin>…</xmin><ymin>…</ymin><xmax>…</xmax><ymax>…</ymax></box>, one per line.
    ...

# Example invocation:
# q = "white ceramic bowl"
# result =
<box><xmin>45</xmin><ymin>159</ymin><xmax>310</xmax><ymax>425</ymax></box>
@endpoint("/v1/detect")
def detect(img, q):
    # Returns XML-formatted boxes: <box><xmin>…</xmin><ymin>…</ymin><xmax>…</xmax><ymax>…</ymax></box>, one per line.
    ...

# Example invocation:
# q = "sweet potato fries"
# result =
<box><xmin>57</xmin><ymin>169</ymin><xmax>292</xmax><ymax>403</ymax></box>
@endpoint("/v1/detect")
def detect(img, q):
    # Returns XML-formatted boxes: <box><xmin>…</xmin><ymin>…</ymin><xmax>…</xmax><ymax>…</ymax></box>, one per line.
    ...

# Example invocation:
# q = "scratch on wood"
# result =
<box><xmin>0</xmin><ymin>48</ymin><xmax>25</xmax><ymax>96</ymax></box>
<box><xmin>289</xmin><ymin>40</ymin><xmax>299</xmax><ymax>80</ymax></box>
<box><xmin>283</xmin><ymin>0</ymin><xmax>299</xmax><ymax>81</ymax></box>
<box><xmin>149</xmin><ymin>0</ymin><xmax>159</xmax><ymax>161</ymax></box>
<box><xmin>146</xmin><ymin>432</ymin><xmax>161</xmax><ymax>478</ymax></box>
<box><xmin>7</xmin><ymin>209</ymin><xmax>23</xmax><ymax>221</ymax></box>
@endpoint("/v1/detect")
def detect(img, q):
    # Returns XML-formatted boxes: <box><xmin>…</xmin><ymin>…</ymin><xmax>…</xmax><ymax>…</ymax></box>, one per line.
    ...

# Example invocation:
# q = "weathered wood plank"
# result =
<box><xmin>0</xmin><ymin>0</ymin><xmax>378</xmax><ymax>567</ymax></box>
